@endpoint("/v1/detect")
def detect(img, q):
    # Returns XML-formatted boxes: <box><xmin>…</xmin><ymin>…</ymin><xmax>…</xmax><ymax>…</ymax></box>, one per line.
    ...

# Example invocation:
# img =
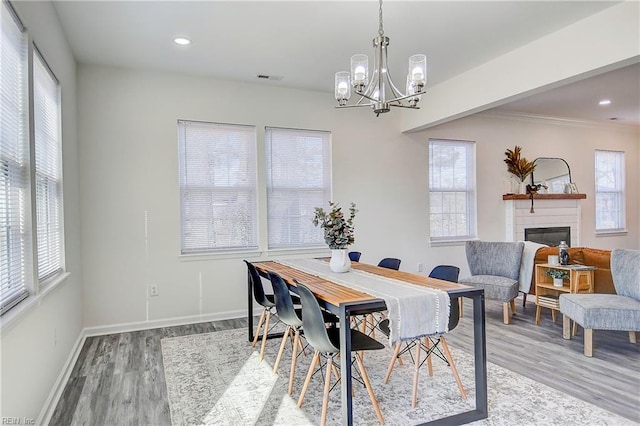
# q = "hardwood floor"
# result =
<box><xmin>50</xmin><ymin>299</ymin><xmax>639</xmax><ymax>425</ymax></box>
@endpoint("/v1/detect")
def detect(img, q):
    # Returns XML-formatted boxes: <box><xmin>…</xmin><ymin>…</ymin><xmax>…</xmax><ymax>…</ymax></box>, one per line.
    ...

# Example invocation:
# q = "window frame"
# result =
<box><xmin>594</xmin><ymin>149</ymin><xmax>626</xmax><ymax>234</ymax></box>
<box><xmin>264</xmin><ymin>126</ymin><xmax>332</xmax><ymax>250</ymax></box>
<box><xmin>33</xmin><ymin>45</ymin><xmax>65</xmax><ymax>285</ymax></box>
<box><xmin>428</xmin><ymin>138</ymin><xmax>478</xmax><ymax>245</ymax></box>
<box><xmin>178</xmin><ymin>120</ymin><xmax>259</xmax><ymax>254</ymax></box>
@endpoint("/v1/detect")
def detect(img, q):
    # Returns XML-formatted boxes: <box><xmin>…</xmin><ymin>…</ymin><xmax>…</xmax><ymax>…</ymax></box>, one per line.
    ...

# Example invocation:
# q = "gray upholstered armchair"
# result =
<box><xmin>459</xmin><ymin>241</ymin><xmax>524</xmax><ymax>324</ymax></box>
<box><xmin>560</xmin><ymin>248</ymin><xmax>640</xmax><ymax>357</ymax></box>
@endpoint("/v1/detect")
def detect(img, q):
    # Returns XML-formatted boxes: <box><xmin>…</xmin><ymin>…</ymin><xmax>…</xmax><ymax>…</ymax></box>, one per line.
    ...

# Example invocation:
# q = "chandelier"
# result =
<box><xmin>334</xmin><ymin>0</ymin><xmax>427</xmax><ymax>116</ymax></box>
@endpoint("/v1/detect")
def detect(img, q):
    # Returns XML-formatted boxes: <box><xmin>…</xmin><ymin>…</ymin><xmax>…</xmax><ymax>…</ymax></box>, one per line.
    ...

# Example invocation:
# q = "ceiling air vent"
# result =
<box><xmin>256</xmin><ymin>74</ymin><xmax>283</xmax><ymax>81</ymax></box>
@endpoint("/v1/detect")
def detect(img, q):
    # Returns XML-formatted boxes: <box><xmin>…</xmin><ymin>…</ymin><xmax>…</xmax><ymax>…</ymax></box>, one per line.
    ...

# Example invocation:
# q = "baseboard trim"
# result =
<box><xmin>37</xmin><ymin>309</ymin><xmax>246</xmax><ymax>424</ymax></box>
<box><xmin>37</xmin><ymin>329</ymin><xmax>87</xmax><ymax>425</ymax></box>
<box><xmin>83</xmin><ymin>309</ymin><xmax>246</xmax><ymax>337</ymax></box>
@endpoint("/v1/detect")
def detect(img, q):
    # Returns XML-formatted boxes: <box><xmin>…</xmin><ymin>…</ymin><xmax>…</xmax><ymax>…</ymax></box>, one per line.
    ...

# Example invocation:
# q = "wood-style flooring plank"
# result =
<box><xmin>50</xmin><ymin>309</ymin><xmax>639</xmax><ymax>425</ymax></box>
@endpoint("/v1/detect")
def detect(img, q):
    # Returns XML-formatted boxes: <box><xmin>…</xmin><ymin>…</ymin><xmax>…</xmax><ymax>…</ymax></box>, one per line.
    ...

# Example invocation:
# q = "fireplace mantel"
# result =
<box><xmin>503</xmin><ymin>193</ymin><xmax>587</xmax><ymax>200</ymax></box>
<box><xmin>504</xmin><ymin>195</ymin><xmax>585</xmax><ymax>246</ymax></box>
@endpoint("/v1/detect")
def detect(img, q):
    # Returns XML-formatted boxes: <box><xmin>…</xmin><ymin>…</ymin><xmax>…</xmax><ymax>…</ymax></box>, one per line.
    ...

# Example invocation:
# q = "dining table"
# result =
<box><xmin>247</xmin><ymin>259</ymin><xmax>487</xmax><ymax>425</ymax></box>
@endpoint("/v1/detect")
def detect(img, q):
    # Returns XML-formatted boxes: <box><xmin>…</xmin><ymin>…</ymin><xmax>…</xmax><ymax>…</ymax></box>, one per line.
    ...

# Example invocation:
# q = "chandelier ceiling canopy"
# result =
<box><xmin>334</xmin><ymin>0</ymin><xmax>427</xmax><ymax>116</ymax></box>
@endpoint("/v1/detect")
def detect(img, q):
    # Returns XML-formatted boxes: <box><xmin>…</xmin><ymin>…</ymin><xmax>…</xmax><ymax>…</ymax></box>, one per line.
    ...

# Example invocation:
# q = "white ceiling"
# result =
<box><xmin>52</xmin><ymin>1</ymin><xmax>639</xmax><ymax>126</ymax></box>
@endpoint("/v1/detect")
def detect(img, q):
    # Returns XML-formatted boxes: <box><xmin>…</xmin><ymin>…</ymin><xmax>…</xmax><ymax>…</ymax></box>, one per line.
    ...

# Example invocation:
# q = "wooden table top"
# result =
<box><xmin>253</xmin><ymin>260</ymin><xmax>473</xmax><ymax>308</ymax></box>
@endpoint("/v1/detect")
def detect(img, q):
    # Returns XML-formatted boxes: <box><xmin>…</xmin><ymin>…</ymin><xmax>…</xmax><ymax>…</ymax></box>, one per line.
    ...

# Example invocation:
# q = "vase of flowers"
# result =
<box><xmin>504</xmin><ymin>145</ymin><xmax>536</xmax><ymax>194</ymax></box>
<box><xmin>312</xmin><ymin>201</ymin><xmax>357</xmax><ymax>273</ymax></box>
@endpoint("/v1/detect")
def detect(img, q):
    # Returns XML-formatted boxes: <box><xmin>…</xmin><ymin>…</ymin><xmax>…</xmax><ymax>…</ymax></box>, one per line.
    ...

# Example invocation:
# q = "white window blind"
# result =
<box><xmin>0</xmin><ymin>2</ymin><xmax>29</xmax><ymax>313</ymax></box>
<box><xmin>34</xmin><ymin>49</ymin><xmax>64</xmax><ymax>282</ymax></box>
<box><xmin>429</xmin><ymin>139</ymin><xmax>477</xmax><ymax>242</ymax></box>
<box><xmin>595</xmin><ymin>150</ymin><xmax>625</xmax><ymax>232</ymax></box>
<box><xmin>265</xmin><ymin>127</ymin><xmax>331</xmax><ymax>249</ymax></box>
<box><xmin>178</xmin><ymin>120</ymin><xmax>258</xmax><ymax>253</ymax></box>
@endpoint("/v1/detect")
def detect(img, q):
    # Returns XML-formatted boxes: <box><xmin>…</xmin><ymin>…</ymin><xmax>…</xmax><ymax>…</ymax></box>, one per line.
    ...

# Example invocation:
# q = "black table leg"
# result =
<box><xmin>339</xmin><ymin>304</ymin><xmax>353</xmax><ymax>426</ymax></box>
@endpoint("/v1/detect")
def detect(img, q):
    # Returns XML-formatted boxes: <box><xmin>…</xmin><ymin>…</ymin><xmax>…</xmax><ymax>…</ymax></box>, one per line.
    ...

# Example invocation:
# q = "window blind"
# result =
<box><xmin>595</xmin><ymin>150</ymin><xmax>625</xmax><ymax>232</ymax></box>
<box><xmin>178</xmin><ymin>120</ymin><xmax>258</xmax><ymax>253</ymax></box>
<box><xmin>429</xmin><ymin>139</ymin><xmax>477</xmax><ymax>241</ymax></box>
<box><xmin>265</xmin><ymin>127</ymin><xmax>331</xmax><ymax>249</ymax></box>
<box><xmin>0</xmin><ymin>2</ymin><xmax>29</xmax><ymax>313</ymax></box>
<box><xmin>34</xmin><ymin>49</ymin><xmax>64</xmax><ymax>282</ymax></box>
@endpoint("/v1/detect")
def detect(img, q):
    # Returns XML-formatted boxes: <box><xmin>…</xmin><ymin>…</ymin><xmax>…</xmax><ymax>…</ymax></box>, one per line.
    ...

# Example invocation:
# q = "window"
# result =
<box><xmin>34</xmin><ymin>49</ymin><xmax>64</xmax><ymax>282</ymax></box>
<box><xmin>595</xmin><ymin>150</ymin><xmax>625</xmax><ymax>232</ymax></box>
<box><xmin>178</xmin><ymin>120</ymin><xmax>258</xmax><ymax>253</ymax></box>
<box><xmin>0</xmin><ymin>1</ymin><xmax>28</xmax><ymax>313</ymax></box>
<box><xmin>265</xmin><ymin>127</ymin><xmax>331</xmax><ymax>249</ymax></box>
<box><xmin>428</xmin><ymin>139</ymin><xmax>477</xmax><ymax>242</ymax></box>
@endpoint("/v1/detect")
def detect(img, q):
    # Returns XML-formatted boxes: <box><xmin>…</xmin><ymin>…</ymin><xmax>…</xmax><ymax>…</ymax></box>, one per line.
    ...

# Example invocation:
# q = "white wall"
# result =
<box><xmin>78</xmin><ymin>65</ymin><xmax>639</xmax><ymax>332</ymax></box>
<box><xmin>0</xmin><ymin>1</ymin><xmax>82</xmax><ymax>422</ymax></box>
<box><xmin>77</xmin><ymin>65</ymin><xmax>431</xmax><ymax>328</ymax></box>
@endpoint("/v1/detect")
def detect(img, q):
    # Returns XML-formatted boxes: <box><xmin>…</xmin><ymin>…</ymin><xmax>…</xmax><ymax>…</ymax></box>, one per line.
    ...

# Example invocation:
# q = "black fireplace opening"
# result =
<box><xmin>524</xmin><ymin>226</ymin><xmax>571</xmax><ymax>247</ymax></box>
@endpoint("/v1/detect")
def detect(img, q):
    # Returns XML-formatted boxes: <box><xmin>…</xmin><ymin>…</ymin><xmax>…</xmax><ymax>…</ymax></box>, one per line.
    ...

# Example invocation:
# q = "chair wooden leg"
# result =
<box><xmin>297</xmin><ymin>350</ymin><xmax>320</xmax><ymax>408</ymax></box>
<box><xmin>288</xmin><ymin>329</ymin><xmax>301</xmax><ymax>395</ymax></box>
<box><xmin>440</xmin><ymin>337</ymin><xmax>467</xmax><ymax>399</ymax></box>
<box><xmin>412</xmin><ymin>340</ymin><xmax>422</xmax><ymax>408</ymax></box>
<box><xmin>629</xmin><ymin>331</ymin><xmax>637</xmax><ymax>344</ymax></box>
<box><xmin>458</xmin><ymin>297</ymin><xmax>464</xmax><ymax>318</ymax></box>
<box><xmin>273</xmin><ymin>326</ymin><xmax>291</xmax><ymax>374</ymax></box>
<box><xmin>259</xmin><ymin>311</ymin><xmax>272</xmax><ymax>361</ymax></box>
<box><xmin>355</xmin><ymin>353</ymin><xmax>385</xmax><ymax>424</ymax></box>
<box><xmin>320</xmin><ymin>357</ymin><xmax>333</xmax><ymax>426</ymax></box>
<box><xmin>584</xmin><ymin>328</ymin><xmax>593</xmax><ymax>357</ymax></box>
<box><xmin>424</xmin><ymin>338</ymin><xmax>433</xmax><ymax>377</ymax></box>
<box><xmin>384</xmin><ymin>342</ymin><xmax>402</xmax><ymax>383</ymax></box>
<box><xmin>510</xmin><ymin>299</ymin><xmax>517</xmax><ymax>316</ymax></box>
<box><xmin>535</xmin><ymin>306</ymin><xmax>541</xmax><ymax>325</ymax></box>
<box><xmin>562</xmin><ymin>315</ymin><xmax>571</xmax><ymax>339</ymax></box>
<box><xmin>551</xmin><ymin>309</ymin><xmax>557</xmax><ymax>323</ymax></box>
<box><xmin>572</xmin><ymin>321</ymin><xmax>578</xmax><ymax>336</ymax></box>
<box><xmin>503</xmin><ymin>302</ymin><xmax>510</xmax><ymax>325</ymax></box>
<box><xmin>252</xmin><ymin>309</ymin><xmax>266</xmax><ymax>348</ymax></box>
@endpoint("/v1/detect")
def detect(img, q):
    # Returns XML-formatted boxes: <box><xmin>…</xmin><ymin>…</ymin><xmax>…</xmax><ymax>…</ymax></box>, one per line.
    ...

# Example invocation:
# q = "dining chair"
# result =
<box><xmin>348</xmin><ymin>251</ymin><xmax>361</xmax><ymax>262</ymax></box>
<box><xmin>245</xmin><ymin>260</ymin><xmax>277</xmax><ymax>361</ymax></box>
<box><xmin>268</xmin><ymin>272</ymin><xmax>338</xmax><ymax>394</ymax></box>
<box><xmin>268</xmin><ymin>272</ymin><xmax>306</xmax><ymax>395</ymax></box>
<box><xmin>245</xmin><ymin>261</ymin><xmax>300</xmax><ymax>361</ymax></box>
<box><xmin>380</xmin><ymin>265</ymin><xmax>466</xmax><ymax>407</ymax></box>
<box><xmin>377</xmin><ymin>257</ymin><xmax>401</xmax><ymax>270</ymax></box>
<box><xmin>295</xmin><ymin>282</ymin><xmax>385</xmax><ymax>425</ymax></box>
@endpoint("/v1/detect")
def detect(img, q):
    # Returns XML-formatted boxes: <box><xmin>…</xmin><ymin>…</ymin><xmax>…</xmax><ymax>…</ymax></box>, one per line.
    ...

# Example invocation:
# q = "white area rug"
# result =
<box><xmin>161</xmin><ymin>327</ymin><xmax>634</xmax><ymax>425</ymax></box>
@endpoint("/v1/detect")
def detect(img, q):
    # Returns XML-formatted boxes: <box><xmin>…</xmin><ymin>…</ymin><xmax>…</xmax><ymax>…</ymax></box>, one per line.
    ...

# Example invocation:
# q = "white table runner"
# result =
<box><xmin>278</xmin><ymin>259</ymin><xmax>450</xmax><ymax>345</ymax></box>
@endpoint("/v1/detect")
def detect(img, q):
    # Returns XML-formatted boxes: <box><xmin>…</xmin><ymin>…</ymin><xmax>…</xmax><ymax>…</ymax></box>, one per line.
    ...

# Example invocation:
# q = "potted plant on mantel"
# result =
<box><xmin>504</xmin><ymin>145</ymin><xmax>536</xmax><ymax>194</ymax></box>
<box><xmin>312</xmin><ymin>201</ymin><xmax>357</xmax><ymax>273</ymax></box>
<box><xmin>546</xmin><ymin>268</ymin><xmax>569</xmax><ymax>287</ymax></box>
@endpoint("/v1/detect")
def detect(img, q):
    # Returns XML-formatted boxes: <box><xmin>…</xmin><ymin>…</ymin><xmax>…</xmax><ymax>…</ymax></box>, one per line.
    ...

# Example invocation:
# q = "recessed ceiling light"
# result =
<box><xmin>599</xmin><ymin>99</ymin><xmax>611</xmax><ymax>106</ymax></box>
<box><xmin>174</xmin><ymin>37</ymin><xmax>191</xmax><ymax>46</ymax></box>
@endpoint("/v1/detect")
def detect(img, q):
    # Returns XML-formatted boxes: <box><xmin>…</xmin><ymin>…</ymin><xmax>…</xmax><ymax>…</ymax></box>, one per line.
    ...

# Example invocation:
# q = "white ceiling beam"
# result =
<box><xmin>400</xmin><ymin>2</ymin><xmax>640</xmax><ymax>132</ymax></box>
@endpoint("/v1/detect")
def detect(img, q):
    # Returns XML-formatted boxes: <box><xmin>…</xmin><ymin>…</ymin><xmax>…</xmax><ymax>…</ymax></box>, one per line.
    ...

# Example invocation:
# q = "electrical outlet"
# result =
<box><xmin>417</xmin><ymin>262</ymin><xmax>424</xmax><ymax>272</ymax></box>
<box><xmin>150</xmin><ymin>284</ymin><xmax>159</xmax><ymax>297</ymax></box>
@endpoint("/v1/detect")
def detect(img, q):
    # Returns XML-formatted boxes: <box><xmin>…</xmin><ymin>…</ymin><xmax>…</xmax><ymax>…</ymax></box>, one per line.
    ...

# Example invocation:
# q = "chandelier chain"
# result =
<box><xmin>378</xmin><ymin>0</ymin><xmax>384</xmax><ymax>36</ymax></box>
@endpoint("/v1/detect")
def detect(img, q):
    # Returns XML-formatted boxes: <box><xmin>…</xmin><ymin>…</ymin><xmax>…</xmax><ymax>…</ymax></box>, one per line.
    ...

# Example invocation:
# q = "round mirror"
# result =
<box><xmin>530</xmin><ymin>157</ymin><xmax>571</xmax><ymax>194</ymax></box>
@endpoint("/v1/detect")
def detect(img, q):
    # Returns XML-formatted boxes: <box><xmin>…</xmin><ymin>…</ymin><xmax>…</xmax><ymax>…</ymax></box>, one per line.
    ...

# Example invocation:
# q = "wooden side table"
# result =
<box><xmin>535</xmin><ymin>263</ymin><xmax>595</xmax><ymax>325</ymax></box>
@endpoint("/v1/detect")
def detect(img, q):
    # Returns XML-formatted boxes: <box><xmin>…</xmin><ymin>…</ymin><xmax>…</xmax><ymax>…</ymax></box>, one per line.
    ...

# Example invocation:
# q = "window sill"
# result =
<box><xmin>0</xmin><ymin>271</ymin><xmax>71</xmax><ymax>333</ymax></box>
<box><xmin>178</xmin><ymin>246</ymin><xmax>330</xmax><ymax>262</ymax></box>
<box><xmin>595</xmin><ymin>229</ymin><xmax>628</xmax><ymax>237</ymax></box>
<box><xmin>429</xmin><ymin>237</ymin><xmax>478</xmax><ymax>247</ymax></box>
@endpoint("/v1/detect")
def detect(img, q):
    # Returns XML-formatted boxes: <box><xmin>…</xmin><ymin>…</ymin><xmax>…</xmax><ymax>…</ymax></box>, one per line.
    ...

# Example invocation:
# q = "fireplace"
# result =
<box><xmin>525</xmin><ymin>226</ymin><xmax>571</xmax><ymax>247</ymax></box>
